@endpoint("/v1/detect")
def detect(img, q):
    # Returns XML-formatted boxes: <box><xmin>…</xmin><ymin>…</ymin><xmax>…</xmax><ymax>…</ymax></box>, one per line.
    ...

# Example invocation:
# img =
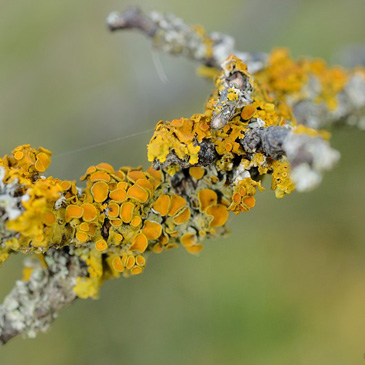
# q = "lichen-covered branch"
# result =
<box><xmin>0</xmin><ymin>6</ymin><xmax>364</xmax><ymax>345</ymax></box>
<box><xmin>108</xmin><ymin>7</ymin><xmax>365</xmax><ymax>130</ymax></box>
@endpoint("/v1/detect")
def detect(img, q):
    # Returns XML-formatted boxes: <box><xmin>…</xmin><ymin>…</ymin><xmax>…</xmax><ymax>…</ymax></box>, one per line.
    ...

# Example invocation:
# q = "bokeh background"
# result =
<box><xmin>1</xmin><ymin>0</ymin><xmax>364</xmax><ymax>364</ymax></box>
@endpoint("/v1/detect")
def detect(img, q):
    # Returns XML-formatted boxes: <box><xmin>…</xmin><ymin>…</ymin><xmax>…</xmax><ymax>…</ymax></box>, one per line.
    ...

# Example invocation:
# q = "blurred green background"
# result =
<box><xmin>0</xmin><ymin>0</ymin><xmax>364</xmax><ymax>364</ymax></box>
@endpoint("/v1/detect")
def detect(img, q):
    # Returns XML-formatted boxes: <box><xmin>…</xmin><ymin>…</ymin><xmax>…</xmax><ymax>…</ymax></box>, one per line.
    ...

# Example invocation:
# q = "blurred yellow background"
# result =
<box><xmin>0</xmin><ymin>0</ymin><xmax>364</xmax><ymax>364</ymax></box>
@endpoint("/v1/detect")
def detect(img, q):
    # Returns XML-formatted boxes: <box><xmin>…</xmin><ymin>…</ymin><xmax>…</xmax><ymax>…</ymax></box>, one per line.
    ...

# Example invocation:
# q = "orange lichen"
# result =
<box><xmin>127</xmin><ymin>170</ymin><xmax>146</xmax><ymax>182</ymax></box>
<box><xmin>148</xmin><ymin>116</ymin><xmax>206</xmax><ymax>166</ymax></box>
<box><xmin>87</xmin><ymin>251</ymin><xmax>103</xmax><ymax>278</ymax></box>
<box><xmin>2</xmin><ymin>42</ymin><xmax>354</xmax><ymax>302</ymax></box>
<box><xmin>241</xmin><ymin>104</ymin><xmax>257</xmax><ymax>120</ymax></box>
<box><xmin>114</xmin><ymin>234</ymin><xmax>123</xmax><ymax>244</ymax></box>
<box><xmin>180</xmin><ymin>233</ymin><xmax>197</xmax><ymax>247</ymax></box>
<box><xmin>146</xmin><ymin>166</ymin><xmax>163</xmax><ymax>181</ymax></box>
<box><xmin>1</xmin><ymin>145</ymin><xmax>52</xmax><ymax>182</ymax></box>
<box><xmin>112</xmin><ymin>256</ymin><xmax>124</xmax><ymax>272</ymax></box>
<box><xmin>90</xmin><ymin>171</ymin><xmax>111</xmax><ymax>182</ymax></box>
<box><xmin>126</xmin><ymin>255</ymin><xmax>136</xmax><ymax>269</ymax></box>
<box><xmin>95</xmin><ymin>239</ymin><xmax>108</xmax><ymax>252</ymax></box>
<box><xmin>198</xmin><ymin>189</ymin><xmax>217</xmax><ymax>211</ymax></box>
<box><xmin>65</xmin><ymin>205</ymin><xmax>84</xmax><ymax>222</ymax></box>
<box><xmin>130</xmin><ymin>233</ymin><xmax>148</xmax><ymax>253</ymax></box>
<box><xmin>120</xmin><ymin>202</ymin><xmax>134</xmax><ymax>223</ymax></box>
<box><xmin>91</xmin><ymin>181</ymin><xmax>109</xmax><ymax>203</ymax></box>
<box><xmin>206</xmin><ymin>204</ymin><xmax>229</xmax><ymax>227</ymax></box>
<box><xmin>112</xmin><ymin>171</ymin><xmax>125</xmax><ymax>181</ymax></box>
<box><xmin>79</xmin><ymin>222</ymin><xmax>89</xmax><ymax>231</ymax></box>
<box><xmin>83</xmin><ymin>166</ymin><xmax>97</xmax><ymax>176</ymax></box>
<box><xmin>131</xmin><ymin>216</ymin><xmax>142</xmax><ymax>227</ymax></box>
<box><xmin>243</xmin><ymin>196</ymin><xmax>255</xmax><ymax>208</ymax></box>
<box><xmin>189</xmin><ymin>166</ymin><xmax>205</xmax><ymax>180</ymax></box>
<box><xmin>43</xmin><ymin>211</ymin><xmax>56</xmax><ymax>226</ymax></box>
<box><xmin>228</xmin><ymin>178</ymin><xmax>263</xmax><ymax>214</ymax></box>
<box><xmin>173</xmin><ymin>207</ymin><xmax>191</xmax><ymax>224</ymax></box>
<box><xmin>186</xmin><ymin>244</ymin><xmax>203</xmax><ymax>254</ymax></box>
<box><xmin>135</xmin><ymin>255</ymin><xmax>146</xmax><ymax>266</ymax></box>
<box><xmin>107</xmin><ymin>203</ymin><xmax>120</xmax><ymax>218</ymax></box>
<box><xmin>5</xmin><ymin>174</ymin><xmax>64</xmax><ymax>247</ymax></box>
<box><xmin>35</xmin><ymin>152</ymin><xmax>51</xmax><ymax>172</ymax></box>
<box><xmin>255</xmin><ymin>48</ymin><xmax>348</xmax><ymax>111</ymax></box>
<box><xmin>117</xmin><ymin>181</ymin><xmax>129</xmax><ymax>190</ymax></box>
<box><xmin>152</xmin><ymin>194</ymin><xmax>170</xmax><ymax>216</ymax></box>
<box><xmin>127</xmin><ymin>184</ymin><xmax>149</xmax><ymax>203</ymax></box>
<box><xmin>14</xmin><ymin>151</ymin><xmax>24</xmax><ymax>160</ymax></box>
<box><xmin>142</xmin><ymin>220</ymin><xmax>162</xmax><ymax>240</ymax></box>
<box><xmin>76</xmin><ymin>231</ymin><xmax>88</xmax><ymax>243</ymax></box>
<box><xmin>96</xmin><ymin>163</ymin><xmax>114</xmax><ymax>173</ymax></box>
<box><xmin>109</xmin><ymin>188</ymin><xmax>127</xmax><ymax>202</ymax></box>
<box><xmin>168</xmin><ymin>195</ymin><xmax>187</xmax><ymax>216</ymax></box>
<box><xmin>241</xmin><ymin>153</ymin><xmax>270</xmax><ymax>175</ymax></box>
<box><xmin>131</xmin><ymin>266</ymin><xmax>143</xmax><ymax>275</ymax></box>
<box><xmin>82</xmin><ymin>204</ymin><xmax>97</xmax><ymax>222</ymax></box>
<box><xmin>111</xmin><ymin>218</ymin><xmax>123</xmax><ymax>227</ymax></box>
<box><xmin>60</xmin><ymin>181</ymin><xmax>72</xmax><ymax>191</ymax></box>
<box><xmin>135</xmin><ymin>178</ymin><xmax>154</xmax><ymax>196</ymax></box>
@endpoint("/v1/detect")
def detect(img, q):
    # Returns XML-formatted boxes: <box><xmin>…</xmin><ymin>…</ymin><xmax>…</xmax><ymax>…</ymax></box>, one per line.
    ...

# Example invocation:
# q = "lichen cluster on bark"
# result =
<box><xmin>0</xmin><ymin>6</ymin><xmax>364</xmax><ymax>345</ymax></box>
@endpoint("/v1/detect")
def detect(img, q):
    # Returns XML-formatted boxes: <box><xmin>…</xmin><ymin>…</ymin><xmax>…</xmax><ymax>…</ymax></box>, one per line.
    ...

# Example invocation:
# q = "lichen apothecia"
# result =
<box><xmin>0</xmin><ymin>47</ymin><xmax>361</xmax><ymax>299</ymax></box>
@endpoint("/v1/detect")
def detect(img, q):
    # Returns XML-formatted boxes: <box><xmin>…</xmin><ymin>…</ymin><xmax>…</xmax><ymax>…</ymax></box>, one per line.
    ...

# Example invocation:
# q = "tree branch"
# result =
<box><xmin>107</xmin><ymin>6</ymin><xmax>365</xmax><ymax>130</ymax></box>
<box><xmin>0</xmin><ymin>249</ymin><xmax>86</xmax><ymax>345</ymax></box>
<box><xmin>106</xmin><ymin>6</ymin><xmax>267</xmax><ymax>72</ymax></box>
<box><xmin>0</xmin><ymin>6</ymin><xmax>363</xmax><ymax>345</ymax></box>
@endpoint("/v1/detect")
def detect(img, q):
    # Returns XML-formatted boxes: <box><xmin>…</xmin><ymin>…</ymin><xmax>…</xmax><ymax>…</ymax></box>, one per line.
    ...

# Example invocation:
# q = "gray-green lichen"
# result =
<box><xmin>0</xmin><ymin>167</ymin><xmax>23</xmax><ymax>245</ymax></box>
<box><xmin>0</xmin><ymin>249</ymin><xmax>87</xmax><ymax>345</ymax></box>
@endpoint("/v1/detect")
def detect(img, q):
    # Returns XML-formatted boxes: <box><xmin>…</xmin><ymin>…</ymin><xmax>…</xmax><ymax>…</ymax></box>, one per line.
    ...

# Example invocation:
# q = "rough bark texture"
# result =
<box><xmin>0</xmin><ymin>249</ymin><xmax>87</xmax><ymax>345</ymax></box>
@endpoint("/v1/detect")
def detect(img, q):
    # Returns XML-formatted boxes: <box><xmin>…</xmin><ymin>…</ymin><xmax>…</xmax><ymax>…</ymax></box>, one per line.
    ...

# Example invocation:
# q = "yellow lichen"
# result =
<box><xmin>173</xmin><ymin>207</ymin><xmax>191</xmax><ymax>225</ymax></box>
<box><xmin>120</xmin><ymin>202</ymin><xmax>134</xmax><ymax>223</ymax></box>
<box><xmin>206</xmin><ymin>204</ymin><xmax>229</xmax><ymax>228</ymax></box>
<box><xmin>168</xmin><ymin>195</ymin><xmax>187</xmax><ymax>216</ymax></box>
<box><xmin>73</xmin><ymin>277</ymin><xmax>102</xmax><ymax>299</ymax></box>
<box><xmin>109</xmin><ymin>188</ymin><xmax>127</xmax><ymax>202</ymax></box>
<box><xmin>189</xmin><ymin>166</ymin><xmax>205</xmax><ymax>180</ymax></box>
<box><xmin>127</xmin><ymin>184</ymin><xmax>149</xmax><ymax>203</ymax></box>
<box><xmin>142</xmin><ymin>220</ymin><xmax>162</xmax><ymax>240</ymax></box>
<box><xmin>91</xmin><ymin>181</ymin><xmax>109</xmax><ymax>203</ymax></box>
<box><xmin>271</xmin><ymin>160</ymin><xmax>295</xmax><ymax>198</ymax></box>
<box><xmin>1</xmin><ymin>45</ymin><xmax>354</xmax><ymax>301</ymax></box>
<box><xmin>130</xmin><ymin>233</ymin><xmax>148</xmax><ymax>253</ymax></box>
<box><xmin>152</xmin><ymin>194</ymin><xmax>170</xmax><ymax>216</ymax></box>
<box><xmin>228</xmin><ymin>178</ymin><xmax>264</xmax><ymax>214</ymax></box>
<box><xmin>198</xmin><ymin>189</ymin><xmax>217</xmax><ymax>211</ymax></box>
